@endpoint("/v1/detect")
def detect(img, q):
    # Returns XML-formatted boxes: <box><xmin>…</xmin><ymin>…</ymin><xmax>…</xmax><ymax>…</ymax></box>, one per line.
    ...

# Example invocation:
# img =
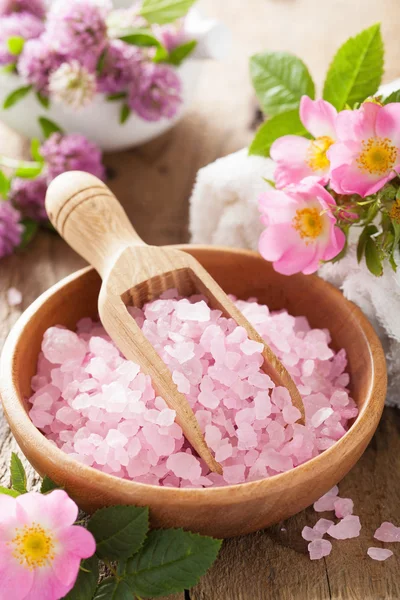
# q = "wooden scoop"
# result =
<box><xmin>45</xmin><ymin>172</ymin><xmax>305</xmax><ymax>475</ymax></box>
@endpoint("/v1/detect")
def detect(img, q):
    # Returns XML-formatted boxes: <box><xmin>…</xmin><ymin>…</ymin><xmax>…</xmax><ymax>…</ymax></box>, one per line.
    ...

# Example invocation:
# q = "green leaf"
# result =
<box><xmin>14</xmin><ymin>161</ymin><xmax>43</xmax><ymax>178</ymax></box>
<box><xmin>249</xmin><ymin>52</ymin><xmax>315</xmax><ymax>117</ymax></box>
<box><xmin>0</xmin><ymin>486</ymin><xmax>20</xmax><ymax>497</ymax></box>
<box><xmin>125</xmin><ymin>528</ymin><xmax>222</xmax><ymax>598</ymax></box>
<box><xmin>249</xmin><ymin>109</ymin><xmax>308</xmax><ymax>157</ymax></box>
<box><xmin>323</xmin><ymin>24</ymin><xmax>384</xmax><ymax>110</ymax></box>
<box><xmin>107</xmin><ymin>92</ymin><xmax>127</xmax><ymax>102</ymax></box>
<box><xmin>119</xmin><ymin>29</ymin><xmax>164</xmax><ymax>49</ymax></box>
<box><xmin>97</xmin><ymin>49</ymin><xmax>107</xmax><ymax>74</ymax></box>
<box><xmin>0</xmin><ymin>170</ymin><xmax>10</xmax><ymax>198</ymax></box>
<box><xmin>10</xmin><ymin>452</ymin><xmax>27</xmax><ymax>494</ymax></box>
<box><xmin>30</xmin><ymin>138</ymin><xmax>43</xmax><ymax>163</ymax></box>
<box><xmin>365</xmin><ymin>235</ymin><xmax>383</xmax><ymax>276</ymax></box>
<box><xmin>40</xmin><ymin>475</ymin><xmax>60</xmax><ymax>494</ymax></box>
<box><xmin>1</xmin><ymin>63</ymin><xmax>17</xmax><ymax>74</ymax></box>
<box><xmin>93</xmin><ymin>578</ymin><xmax>132</xmax><ymax>600</ymax></box>
<box><xmin>19</xmin><ymin>219</ymin><xmax>39</xmax><ymax>249</ymax></box>
<box><xmin>87</xmin><ymin>505</ymin><xmax>149</xmax><ymax>561</ymax></box>
<box><xmin>7</xmin><ymin>36</ymin><xmax>25</xmax><ymax>56</ymax></box>
<box><xmin>3</xmin><ymin>85</ymin><xmax>32</xmax><ymax>109</ymax></box>
<box><xmin>165</xmin><ymin>40</ymin><xmax>197</xmax><ymax>66</ymax></box>
<box><xmin>357</xmin><ymin>224</ymin><xmax>378</xmax><ymax>263</ymax></box>
<box><xmin>140</xmin><ymin>0</ymin><xmax>196</xmax><ymax>24</ymax></box>
<box><xmin>63</xmin><ymin>557</ymin><xmax>99</xmax><ymax>600</ymax></box>
<box><xmin>120</xmin><ymin>104</ymin><xmax>131</xmax><ymax>124</ymax></box>
<box><xmin>38</xmin><ymin>116</ymin><xmax>64</xmax><ymax>139</ymax></box>
<box><xmin>36</xmin><ymin>92</ymin><xmax>50</xmax><ymax>109</ymax></box>
<box><xmin>382</xmin><ymin>89</ymin><xmax>400</xmax><ymax>104</ymax></box>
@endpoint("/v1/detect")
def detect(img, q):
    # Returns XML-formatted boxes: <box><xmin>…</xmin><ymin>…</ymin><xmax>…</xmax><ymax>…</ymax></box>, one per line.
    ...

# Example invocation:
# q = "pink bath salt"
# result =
<box><xmin>30</xmin><ymin>409</ymin><xmax>54</xmax><ymax>428</ymax></box>
<box><xmin>314</xmin><ymin>518</ymin><xmax>335</xmax><ymax>535</ymax></box>
<box><xmin>334</xmin><ymin>498</ymin><xmax>354</xmax><ymax>519</ymax></box>
<box><xmin>282</xmin><ymin>405</ymin><xmax>302</xmax><ymax>425</ymax></box>
<box><xmin>263</xmin><ymin>448</ymin><xmax>293</xmax><ymax>472</ymax></box>
<box><xmin>215</xmin><ymin>442</ymin><xmax>233</xmax><ymax>462</ymax></box>
<box><xmin>367</xmin><ymin>547</ymin><xmax>393</xmax><ymax>561</ymax></box>
<box><xmin>311</xmin><ymin>408</ymin><xmax>334</xmax><ymax>428</ymax></box>
<box><xmin>6</xmin><ymin>287</ymin><xmax>22</xmax><ymax>306</ymax></box>
<box><xmin>374</xmin><ymin>521</ymin><xmax>400</xmax><ymax>542</ymax></box>
<box><xmin>308</xmin><ymin>539</ymin><xmax>332</xmax><ymax>560</ymax></box>
<box><xmin>327</xmin><ymin>515</ymin><xmax>361</xmax><ymax>540</ymax></box>
<box><xmin>42</xmin><ymin>327</ymin><xmax>86</xmax><ymax>365</ymax></box>
<box><xmin>29</xmin><ymin>292</ymin><xmax>356</xmax><ymax>488</ymax></box>
<box><xmin>223</xmin><ymin>464</ymin><xmax>246</xmax><ymax>484</ymax></box>
<box><xmin>237</xmin><ymin>422</ymin><xmax>258</xmax><ymax>450</ymax></box>
<box><xmin>302</xmin><ymin>526</ymin><xmax>322</xmax><ymax>542</ymax></box>
<box><xmin>313</xmin><ymin>486</ymin><xmax>339</xmax><ymax>512</ymax></box>
<box><xmin>166</xmin><ymin>452</ymin><xmax>202</xmax><ymax>480</ymax></box>
<box><xmin>254</xmin><ymin>391</ymin><xmax>272</xmax><ymax>420</ymax></box>
<box><xmin>175</xmin><ymin>300</ymin><xmax>211</xmax><ymax>322</ymax></box>
<box><xmin>240</xmin><ymin>339</ymin><xmax>264</xmax><ymax>356</ymax></box>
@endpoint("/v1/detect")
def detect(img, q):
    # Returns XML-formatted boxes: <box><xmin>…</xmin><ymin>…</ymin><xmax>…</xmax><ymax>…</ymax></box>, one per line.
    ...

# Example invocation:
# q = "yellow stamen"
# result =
<box><xmin>292</xmin><ymin>207</ymin><xmax>323</xmax><ymax>242</ymax></box>
<box><xmin>305</xmin><ymin>136</ymin><xmax>334</xmax><ymax>172</ymax></box>
<box><xmin>356</xmin><ymin>137</ymin><xmax>397</xmax><ymax>175</ymax></box>
<box><xmin>9</xmin><ymin>523</ymin><xmax>55</xmax><ymax>570</ymax></box>
<box><xmin>390</xmin><ymin>199</ymin><xmax>400</xmax><ymax>223</ymax></box>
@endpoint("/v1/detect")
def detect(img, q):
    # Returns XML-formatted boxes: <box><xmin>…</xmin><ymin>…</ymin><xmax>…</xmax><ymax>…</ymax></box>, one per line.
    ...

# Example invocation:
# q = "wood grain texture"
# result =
<box><xmin>0</xmin><ymin>0</ymin><xmax>400</xmax><ymax>596</ymax></box>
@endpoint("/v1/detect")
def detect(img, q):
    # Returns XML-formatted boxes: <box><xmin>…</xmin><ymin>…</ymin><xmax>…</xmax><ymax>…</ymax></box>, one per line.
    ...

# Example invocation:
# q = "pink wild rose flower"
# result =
<box><xmin>270</xmin><ymin>96</ymin><xmax>338</xmax><ymax>188</ymax></box>
<box><xmin>258</xmin><ymin>179</ymin><xmax>345</xmax><ymax>275</ymax></box>
<box><xmin>329</xmin><ymin>101</ymin><xmax>400</xmax><ymax>197</ymax></box>
<box><xmin>0</xmin><ymin>490</ymin><xmax>95</xmax><ymax>600</ymax></box>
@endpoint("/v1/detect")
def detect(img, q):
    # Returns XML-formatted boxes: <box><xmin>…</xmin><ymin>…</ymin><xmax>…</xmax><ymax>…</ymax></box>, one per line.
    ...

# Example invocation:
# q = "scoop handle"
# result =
<box><xmin>45</xmin><ymin>171</ymin><xmax>144</xmax><ymax>279</ymax></box>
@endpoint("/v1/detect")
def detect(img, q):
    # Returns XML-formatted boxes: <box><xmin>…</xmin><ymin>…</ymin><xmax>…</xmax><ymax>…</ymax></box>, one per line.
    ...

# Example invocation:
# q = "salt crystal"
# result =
<box><xmin>6</xmin><ymin>287</ymin><xmax>22</xmax><ymax>306</ymax></box>
<box><xmin>282</xmin><ymin>405</ymin><xmax>301</xmax><ymax>424</ymax></box>
<box><xmin>334</xmin><ymin>498</ymin><xmax>354</xmax><ymax>519</ymax></box>
<box><xmin>374</xmin><ymin>521</ymin><xmax>400</xmax><ymax>542</ymax></box>
<box><xmin>106</xmin><ymin>429</ymin><xmax>128</xmax><ymax>448</ymax></box>
<box><xmin>314</xmin><ymin>518</ymin><xmax>334</xmax><ymax>535</ymax></box>
<box><xmin>313</xmin><ymin>487</ymin><xmax>339</xmax><ymax>512</ymax></box>
<box><xmin>327</xmin><ymin>515</ymin><xmax>361</xmax><ymax>539</ymax></box>
<box><xmin>176</xmin><ymin>300</ymin><xmax>211</xmax><ymax>322</ymax></box>
<box><xmin>240</xmin><ymin>339</ymin><xmax>264</xmax><ymax>356</ymax></box>
<box><xmin>29</xmin><ymin>293</ymin><xmax>355</xmax><ymax>488</ymax></box>
<box><xmin>42</xmin><ymin>327</ymin><xmax>86</xmax><ymax>365</ymax></box>
<box><xmin>311</xmin><ymin>408</ymin><xmax>334</xmax><ymax>428</ymax></box>
<box><xmin>302</xmin><ymin>526</ymin><xmax>322</xmax><ymax>542</ymax></box>
<box><xmin>156</xmin><ymin>408</ymin><xmax>176</xmax><ymax>427</ymax></box>
<box><xmin>308</xmin><ymin>539</ymin><xmax>332</xmax><ymax>560</ymax></box>
<box><xmin>367</xmin><ymin>547</ymin><xmax>393</xmax><ymax>561</ymax></box>
<box><xmin>166</xmin><ymin>452</ymin><xmax>202</xmax><ymax>480</ymax></box>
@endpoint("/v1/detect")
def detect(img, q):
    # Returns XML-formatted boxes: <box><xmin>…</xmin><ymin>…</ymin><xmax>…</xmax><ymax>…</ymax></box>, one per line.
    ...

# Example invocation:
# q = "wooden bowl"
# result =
<box><xmin>0</xmin><ymin>246</ymin><xmax>387</xmax><ymax>538</ymax></box>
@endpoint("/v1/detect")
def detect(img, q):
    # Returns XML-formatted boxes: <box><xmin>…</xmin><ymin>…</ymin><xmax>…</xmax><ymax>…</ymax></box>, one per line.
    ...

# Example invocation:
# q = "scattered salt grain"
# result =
<box><xmin>308</xmin><ymin>539</ymin><xmax>332</xmax><ymax>560</ymax></box>
<box><xmin>334</xmin><ymin>498</ymin><xmax>354</xmax><ymax>519</ymax></box>
<box><xmin>327</xmin><ymin>515</ymin><xmax>361</xmax><ymax>540</ymax></box>
<box><xmin>314</xmin><ymin>518</ymin><xmax>335</xmax><ymax>535</ymax></box>
<box><xmin>6</xmin><ymin>287</ymin><xmax>22</xmax><ymax>306</ymax></box>
<box><xmin>313</xmin><ymin>487</ymin><xmax>339</xmax><ymax>512</ymax></box>
<box><xmin>28</xmin><ymin>294</ymin><xmax>356</xmax><ymax>488</ymax></box>
<box><xmin>367</xmin><ymin>547</ymin><xmax>393</xmax><ymax>561</ymax></box>
<box><xmin>374</xmin><ymin>521</ymin><xmax>400</xmax><ymax>542</ymax></box>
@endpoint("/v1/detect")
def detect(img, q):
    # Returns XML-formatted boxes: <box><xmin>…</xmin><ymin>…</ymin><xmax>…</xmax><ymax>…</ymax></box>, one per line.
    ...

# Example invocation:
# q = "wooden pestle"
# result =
<box><xmin>45</xmin><ymin>172</ymin><xmax>305</xmax><ymax>475</ymax></box>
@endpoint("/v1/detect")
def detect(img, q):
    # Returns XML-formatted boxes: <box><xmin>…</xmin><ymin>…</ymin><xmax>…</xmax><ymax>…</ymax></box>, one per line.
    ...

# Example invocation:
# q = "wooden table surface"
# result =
<box><xmin>1</xmin><ymin>1</ymin><xmax>400</xmax><ymax>598</ymax></box>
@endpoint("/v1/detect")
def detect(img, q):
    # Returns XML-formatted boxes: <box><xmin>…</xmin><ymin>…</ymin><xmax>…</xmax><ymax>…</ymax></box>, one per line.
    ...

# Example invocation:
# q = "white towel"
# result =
<box><xmin>189</xmin><ymin>149</ymin><xmax>400</xmax><ymax>408</ymax></box>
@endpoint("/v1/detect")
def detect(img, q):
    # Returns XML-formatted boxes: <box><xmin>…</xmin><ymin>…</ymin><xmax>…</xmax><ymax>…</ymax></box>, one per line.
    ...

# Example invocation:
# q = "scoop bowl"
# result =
<box><xmin>0</xmin><ymin>246</ymin><xmax>386</xmax><ymax>538</ymax></box>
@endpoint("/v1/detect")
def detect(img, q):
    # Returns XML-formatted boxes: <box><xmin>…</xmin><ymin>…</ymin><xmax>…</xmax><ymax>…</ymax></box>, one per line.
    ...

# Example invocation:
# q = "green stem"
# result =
<box><xmin>0</xmin><ymin>155</ymin><xmax>42</xmax><ymax>171</ymax></box>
